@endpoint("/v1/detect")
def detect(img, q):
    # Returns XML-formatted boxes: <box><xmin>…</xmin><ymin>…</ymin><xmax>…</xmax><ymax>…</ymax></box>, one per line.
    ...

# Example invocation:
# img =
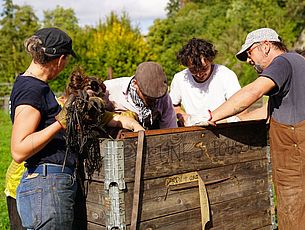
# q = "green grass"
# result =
<box><xmin>0</xmin><ymin>109</ymin><xmax>12</xmax><ymax>229</ymax></box>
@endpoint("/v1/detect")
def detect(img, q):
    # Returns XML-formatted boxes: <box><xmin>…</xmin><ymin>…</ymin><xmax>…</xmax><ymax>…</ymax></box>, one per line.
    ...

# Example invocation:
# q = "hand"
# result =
<box><xmin>207</xmin><ymin>120</ymin><xmax>216</xmax><ymax>127</ymax></box>
<box><xmin>55</xmin><ymin>94</ymin><xmax>75</xmax><ymax>129</ymax></box>
<box><xmin>177</xmin><ymin>113</ymin><xmax>188</xmax><ymax>127</ymax></box>
<box><xmin>184</xmin><ymin>110</ymin><xmax>212</xmax><ymax>127</ymax></box>
<box><xmin>131</xmin><ymin>121</ymin><xmax>145</xmax><ymax>132</ymax></box>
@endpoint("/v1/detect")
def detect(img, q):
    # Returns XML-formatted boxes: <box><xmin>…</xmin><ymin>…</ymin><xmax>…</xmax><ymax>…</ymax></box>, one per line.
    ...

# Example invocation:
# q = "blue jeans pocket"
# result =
<box><xmin>17</xmin><ymin>187</ymin><xmax>42</xmax><ymax>229</ymax></box>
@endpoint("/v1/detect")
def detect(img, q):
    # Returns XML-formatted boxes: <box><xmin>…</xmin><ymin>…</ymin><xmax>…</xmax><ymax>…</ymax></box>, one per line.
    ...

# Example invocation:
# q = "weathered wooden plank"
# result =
<box><xmin>256</xmin><ymin>226</ymin><xmax>273</xmax><ymax>230</ymax></box>
<box><xmin>86</xmin><ymin>192</ymin><xmax>271</xmax><ymax>230</ymax></box>
<box><xmin>86</xmin><ymin>201</ymin><xmax>106</xmax><ymax>226</ymax></box>
<box><xmin>85</xmin><ymin>159</ymin><xmax>270</xmax><ymax>225</ymax></box>
<box><xmin>209</xmin><ymin>193</ymin><xmax>271</xmax><ymax>229</ymax></box>
<box><xmin>119</xmin><ymin>120</ymin><xmax>266</xmax><ymax>139</ymax></box>
<box><xmin>87</xmin><ymin>221</ymin><xmax>106</xmax><ymax>230</ymax></box>
<box><xmin>91</xmin><ymin>121</ymin><xmax>267</xmax><ymax>182</ymax></box>
<box><xmin>81</xmin><ymin>120</ymin><xmax>271</xmax><ymax>229</ymax></box>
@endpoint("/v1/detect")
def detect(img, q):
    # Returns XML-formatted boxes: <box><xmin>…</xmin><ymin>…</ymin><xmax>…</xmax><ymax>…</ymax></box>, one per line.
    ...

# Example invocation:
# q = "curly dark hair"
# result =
<box><xmin>177</xmin><ymin>38</ymin><xmax>218</xmax><ymax>71</ymax></box>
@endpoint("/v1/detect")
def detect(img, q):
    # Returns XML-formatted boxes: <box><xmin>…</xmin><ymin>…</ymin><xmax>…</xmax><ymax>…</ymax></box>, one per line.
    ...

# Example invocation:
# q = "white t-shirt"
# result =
<box><xmin>170</xmin><ymin>64</ymin><xmax>241</xmax><ymax>122</ymax></box>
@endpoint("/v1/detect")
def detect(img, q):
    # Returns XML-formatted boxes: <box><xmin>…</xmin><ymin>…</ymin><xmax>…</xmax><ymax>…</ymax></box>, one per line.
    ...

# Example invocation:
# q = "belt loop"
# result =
<box><xmin>42</xmin><ymin>164</ymin><xmax>47</xmax><ymax>177</ymax></box>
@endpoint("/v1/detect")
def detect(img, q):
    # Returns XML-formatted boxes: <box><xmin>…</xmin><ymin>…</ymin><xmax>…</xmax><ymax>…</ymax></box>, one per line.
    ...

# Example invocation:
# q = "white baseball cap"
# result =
<box><xmin>236</xmin><ymin>28</ymin><xmax>281</xmax><ymax>61</ymax></box>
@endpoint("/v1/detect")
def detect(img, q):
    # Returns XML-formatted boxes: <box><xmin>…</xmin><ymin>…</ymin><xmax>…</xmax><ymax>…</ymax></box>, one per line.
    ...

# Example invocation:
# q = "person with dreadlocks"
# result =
<box><xmin>104</xmin><ymin>61</ymin><xmax>177</xmax><ymax>130</ymax></box>
<box><xmin>61</xmin><ymin>67</ymin><xmax>145</xmax><ymax>133</ymax></box>
<box><xmin>9</xmin><ymin>27</ymin><xmax>78</xmax><ymax>230</ymax></box>
<box><xmin>170</xmin><ymin>38</ymin><xmax>243</xmax><ymax>126</ymax></box>
<box><xmin>57</xmin><ymin>68</ymin><xmax>145</xmax><ymax>229</ymax></box>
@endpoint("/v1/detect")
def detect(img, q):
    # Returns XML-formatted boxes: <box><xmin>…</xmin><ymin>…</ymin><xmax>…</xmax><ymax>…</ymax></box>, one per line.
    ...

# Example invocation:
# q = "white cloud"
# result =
<box><xmin>5</xmin><ymin>0</ymin><xmax>169</xmax><ymax>34</ymax></box>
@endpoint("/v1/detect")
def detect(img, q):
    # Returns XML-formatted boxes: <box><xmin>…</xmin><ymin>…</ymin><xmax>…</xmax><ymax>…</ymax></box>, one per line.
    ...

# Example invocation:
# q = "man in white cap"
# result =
<box><xmin>208</xmin><ymin>28</ymin><xmax>305</xmax><ymax>229</ymax></box>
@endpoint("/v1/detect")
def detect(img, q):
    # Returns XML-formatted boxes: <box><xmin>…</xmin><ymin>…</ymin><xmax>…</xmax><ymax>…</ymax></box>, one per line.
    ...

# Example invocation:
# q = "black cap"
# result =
<box><xmin>35</xmin><ymin>27</ymin><xmax>76</xmax><ymax>58</ymax></box>
<box><xmin>135</xmin><ymin>62</ymin><xmax>168</xmax><ymax>98</ymax></box>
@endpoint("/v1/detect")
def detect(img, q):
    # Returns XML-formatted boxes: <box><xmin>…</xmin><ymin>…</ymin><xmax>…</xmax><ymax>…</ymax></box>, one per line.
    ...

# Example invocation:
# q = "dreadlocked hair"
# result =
<box><xmin>64</xmin><ymin>68</ymin><xmax>108</xmax><ymax>181</ymax></box>
<box><xmin>65</xmin><ymin>67</ymin><xmax>87</xmax><ymax>97</ymax></box>
<box><xmin>82</xmin><ymin>76</ymin><xmax>107</xmax><ymax>98</ymax></box>
<box><xmin>177</xmin><ymin>38</ymin><xmax>217</xmax><ymax>72</ymax></box>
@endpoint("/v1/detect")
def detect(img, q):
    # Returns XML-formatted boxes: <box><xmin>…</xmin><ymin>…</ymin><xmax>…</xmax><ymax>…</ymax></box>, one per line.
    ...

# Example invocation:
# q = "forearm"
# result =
<box><xmin>174</xmin><ymin>105</ymin><xmax>187</xmax><ymax>126</ymax></box>
<box><xmin>237</xmin><ymin>102</ymin><xmax>268</xmax><ymax>121</ymax></box>
<box><xmin>108</xmin><ymin>114</ymin><xmax>144</xmax><ymax>132</ymax></box>
<box><xmin>211</xmin><ymin>77</ymin><xmax>275</xmax><ymax>123</ymax></box>
<box><xmin>174</xmin><ymin>105</ymin><xmax>186</xmax><ymax>116</ymax></box>
<box><xmin>211</xmin><ymin>83</ymin><xmax>264</xmax><ymax>123</ymax></box>
<box><xmin>11</xmin><ymin>121</ymin><xmax>62</xmax><ymax>163</ymax></box>
<box><xmin>121</xmin><ymin>117</ymin><xmax>144</xmax><ymax>132</ymax></box>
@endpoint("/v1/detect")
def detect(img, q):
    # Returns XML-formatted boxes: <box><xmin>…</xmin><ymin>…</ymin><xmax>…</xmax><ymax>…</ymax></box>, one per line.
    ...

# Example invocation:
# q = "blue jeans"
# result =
<box><xmin>16</xmin><ymin>164</ymin><xmax>77</xmax><ymax>230</ymax></box>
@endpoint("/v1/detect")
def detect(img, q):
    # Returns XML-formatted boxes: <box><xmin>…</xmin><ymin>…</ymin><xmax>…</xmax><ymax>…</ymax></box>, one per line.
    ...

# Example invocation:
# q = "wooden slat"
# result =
<box><xmin>86</xmin><ymin>192</ymin><xmax>271</xmax><ymax>230</ymax></box>
<box><xmin>87</xmin><ymin>222</ymin><xmax>106</xmax><ymax>230</ymax></box>
<box><xmin>81</xmin><ymin>120</ymin><xmax>272</xmax><ymax>229</ymax></box>
<box><xmin>85</xmin><ymin>159</ymin><xmax>270</xmax><ymax>225</ymax></box>
<box><xmin>119</xmin><ymin>120</ymin><xmax>267</xmax><ymax>139</ymax></box>
<box><xmin>130</xmin><ymin>130</ymin><xmax>145</xmax><ymax>230</ymax></box>
<box><xmin>93</xmin><ymin>121</ymin><xmax>267</xmax><ymax>181</ymax></box>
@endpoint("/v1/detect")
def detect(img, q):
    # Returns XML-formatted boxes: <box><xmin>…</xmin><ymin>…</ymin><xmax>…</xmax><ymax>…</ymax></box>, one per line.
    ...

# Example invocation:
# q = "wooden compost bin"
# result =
<box><xmin>79</xmin><ymin>120</ymin><xmax>274</xmax><ymax>230</ymax></box>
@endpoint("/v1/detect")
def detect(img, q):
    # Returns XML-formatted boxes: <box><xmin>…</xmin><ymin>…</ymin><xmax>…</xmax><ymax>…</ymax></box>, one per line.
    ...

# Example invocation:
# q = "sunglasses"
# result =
<box><xmin>247</xmin><ymin>43</ymin><xmax>262</xmax><ymax>56</ymax></box>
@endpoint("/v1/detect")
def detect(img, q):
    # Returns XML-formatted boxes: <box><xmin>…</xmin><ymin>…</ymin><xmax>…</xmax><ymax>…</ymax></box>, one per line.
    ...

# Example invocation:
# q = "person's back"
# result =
<box><xmin>265</xmin><ymin>52</ymin><xmax>305</xmax><ymax>125</ymax></box>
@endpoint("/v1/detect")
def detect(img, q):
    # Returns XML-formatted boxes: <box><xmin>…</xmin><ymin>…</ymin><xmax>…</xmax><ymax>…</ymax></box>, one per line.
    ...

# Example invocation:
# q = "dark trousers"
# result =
<box><xmin>6</xmin><ymin>196</ymin><xmax>25</xmax><ymax>230</ymax></box>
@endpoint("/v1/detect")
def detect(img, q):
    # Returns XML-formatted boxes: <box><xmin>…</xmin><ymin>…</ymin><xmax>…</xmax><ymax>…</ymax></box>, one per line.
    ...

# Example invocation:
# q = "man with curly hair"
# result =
<box><xmin>170</xmin><ymin>38</ymin><xmax>241</xmax><ymax>126</ymax></box>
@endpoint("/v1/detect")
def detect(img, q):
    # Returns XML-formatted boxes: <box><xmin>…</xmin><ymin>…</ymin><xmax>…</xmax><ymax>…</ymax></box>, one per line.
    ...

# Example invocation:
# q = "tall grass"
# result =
<box><xmin>0</xmin><ymin>109</ymin><xmax>12</xmax><ymax>229</ymax></box>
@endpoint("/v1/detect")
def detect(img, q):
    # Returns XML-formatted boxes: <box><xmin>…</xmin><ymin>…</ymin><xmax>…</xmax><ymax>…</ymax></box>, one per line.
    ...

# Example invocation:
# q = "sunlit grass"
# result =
<box><xmin>0</xmin><ymin>109</ymin><xmax>12</xmax><ymax>229</ymax></box>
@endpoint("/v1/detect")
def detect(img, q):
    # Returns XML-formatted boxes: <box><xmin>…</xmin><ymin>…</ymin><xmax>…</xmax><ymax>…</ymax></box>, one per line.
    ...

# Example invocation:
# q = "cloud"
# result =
<box><xmin>9</xmin><ymin>0</ymin><xmax>169</xmax><ymax>33</ymax></box>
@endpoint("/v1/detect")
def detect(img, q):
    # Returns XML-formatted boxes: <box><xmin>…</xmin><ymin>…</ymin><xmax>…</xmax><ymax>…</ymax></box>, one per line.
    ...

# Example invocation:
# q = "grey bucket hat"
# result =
<box><xmin>236</xmin><ymin>28</ymin><xmax>281</xmax><ymax>61</ymax></box>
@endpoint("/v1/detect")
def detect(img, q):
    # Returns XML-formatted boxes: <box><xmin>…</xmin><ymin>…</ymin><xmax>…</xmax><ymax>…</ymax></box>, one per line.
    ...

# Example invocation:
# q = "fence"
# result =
<box><xmin>0</xmin><ymin>83</ymin><xmax>12</xmax><ymax>111</ymax></box>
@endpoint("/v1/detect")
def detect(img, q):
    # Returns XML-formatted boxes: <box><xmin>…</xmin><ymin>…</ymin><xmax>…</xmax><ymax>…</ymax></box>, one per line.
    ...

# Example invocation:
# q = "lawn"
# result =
<box><xmin>0</xmin><ymin>109</ymin><xmax>12</xmax><ymax>229</ymax></box>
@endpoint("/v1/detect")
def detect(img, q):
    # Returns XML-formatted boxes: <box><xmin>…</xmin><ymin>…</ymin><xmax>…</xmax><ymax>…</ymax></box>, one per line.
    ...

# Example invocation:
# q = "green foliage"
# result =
<box><xmin>166</xmin><ymin>0</ymin><xmax>181</xmax><ymax>17</ymax></box>
<box><xmin>148</xmin><ymin>0</ymin><xmax>305</xmax><ymax>85</ymax></box>
<box><xmin>0</xmin><ymin>0</ymin><xmax>39</xmax><ymax>83</ymax></box>
<box><xmin>43</xmin><ymin>6</ymin><xmax>79</xmax><ymax>31</ymax></box>
<box><xmin>0</xmin><ymin>110</ymin><xmax>12</xmax><ymax>229</ymax></box>
<box><xmin>0</xmin><ymin>0</ymin><xmax>305</xmax><ymax>91</ymax></box>
<box><xmin>0</xmin><ymin>4</ymin><xmax>154</xmax><ymax>93</ymax></box>
<box><xmin>76</xmin><ymin>12</ymin><xmax>154</xmax><ymax>80</ymax></box>
<box><xmin>42</xmin><ymin>6</ymin><xmax>81</xmax><ymax>92</ymax></box>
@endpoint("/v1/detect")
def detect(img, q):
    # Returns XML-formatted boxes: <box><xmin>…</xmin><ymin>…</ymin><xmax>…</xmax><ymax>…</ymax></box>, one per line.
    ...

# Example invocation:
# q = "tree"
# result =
<box><xmin>78</xmin><ymin>12</ymin><xmax>154</xmax><ymax>80</ymax></box>
<box><xmin>42</xmin><ymin>6</ymin><xmax>81</xmax><ymax>92</ymax></box>
<box><xmin>43</xmin><ymin>6</ymin><xmax>79</xmax><ymax>32</ymax></box>
<box><xmin>147</xmin><ymin>0</ymin><xmax>305</xmax><ymax>85</ymax></box>
<box><xmin>0</xmin><ymin>0</ymin><xmax>39</xmax><ymax>83</ymax></box>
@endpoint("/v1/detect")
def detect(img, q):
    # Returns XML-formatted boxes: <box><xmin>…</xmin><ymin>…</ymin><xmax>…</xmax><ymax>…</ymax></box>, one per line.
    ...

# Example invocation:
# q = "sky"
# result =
<box><xmin>1</xmin><ymin>0</ymin><xmax>169</xmax><ymax>34</ymax></box>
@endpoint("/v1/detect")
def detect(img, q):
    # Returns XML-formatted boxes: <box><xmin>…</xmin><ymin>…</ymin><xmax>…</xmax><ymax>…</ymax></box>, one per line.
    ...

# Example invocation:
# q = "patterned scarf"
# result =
<box><xmin>128</xmin><ymin>79</ymin><xmax>153</xmax><ymax>129</ymax></box>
